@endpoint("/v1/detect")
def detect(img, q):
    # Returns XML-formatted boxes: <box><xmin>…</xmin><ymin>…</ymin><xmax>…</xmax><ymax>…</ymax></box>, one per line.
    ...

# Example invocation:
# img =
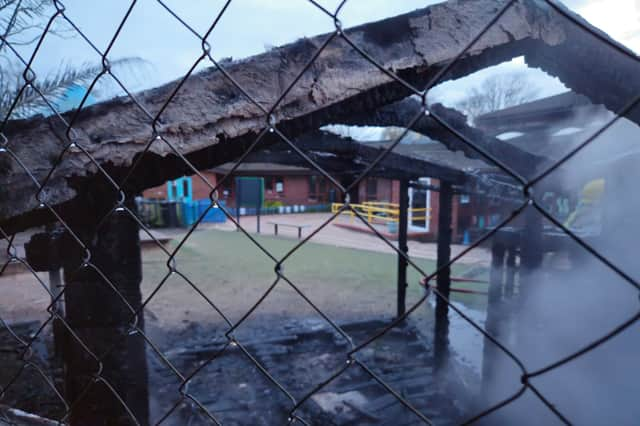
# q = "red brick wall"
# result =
<box><xmin>143</xmin><ymin>172</ymin><xmax>334</xmax><ymax>207</ymax></box>
<box><xmin>278</xmin><ymin>176</ymin><xmax>311</xmax><ymax>205</ymax></box>
<box><xmin>357</xmin><ymin>178</ymin><xmax>394</xmax><ymax>202</ymax></box>
<box><xmin>391</xmin><ymin>180</ymin><xmax>400</xmax><ymax>204</ymax></box>
<box><xmin>216</xmin><ymin>174</ymin><xmax>330</xmax><ymax>207</ymax></box>
<box><xmin>142</xmin><ymin>183</ymin><xmax>167</xmax><ymax>199</ymax></box>
<box><xmin>142</xmin><ymin>171</ymin><xmax>217</xmax><ymax>200</ymax></box>
<box><xmin>377</xmin><ymin>179</ymin><xmax>392</xmax><ymax>202</ymax></box>
<box><xmin>192</xmin><ymin>172</ymin><xmax>217</xmax><ymax>200</ymax></box>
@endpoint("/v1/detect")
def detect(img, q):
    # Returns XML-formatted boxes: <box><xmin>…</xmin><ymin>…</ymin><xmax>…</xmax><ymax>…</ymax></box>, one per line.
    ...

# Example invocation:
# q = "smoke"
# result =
<box><xmin>480</xmin><ymin>100</ymin><xmax>640</xmax><ymax>425</ymax></box>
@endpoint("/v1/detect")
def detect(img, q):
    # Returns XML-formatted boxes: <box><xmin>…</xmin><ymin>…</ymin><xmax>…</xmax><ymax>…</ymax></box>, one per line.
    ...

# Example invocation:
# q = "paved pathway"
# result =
<box><xmin>199</xmin><ymin>213</ymin><xmax>490</xmax><ymax>265</ymax></box>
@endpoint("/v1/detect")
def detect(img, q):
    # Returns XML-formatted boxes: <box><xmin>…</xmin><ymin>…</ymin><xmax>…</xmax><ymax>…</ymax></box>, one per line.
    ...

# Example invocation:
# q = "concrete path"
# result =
<box><xmin>199</xmin><ymin>213</ymin><xmax>490</xmax><ymax>265</ymax></box>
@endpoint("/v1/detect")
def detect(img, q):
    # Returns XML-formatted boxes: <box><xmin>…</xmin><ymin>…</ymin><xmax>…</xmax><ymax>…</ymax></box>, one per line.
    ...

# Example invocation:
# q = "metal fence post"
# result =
<box><xmin>62</xmin><ymin>198</ymin><xmax>149</xmax><ymax>425</ymax></box>
<box><xmin>434</xmin><ymin>182</ymin><xmax>453</xmax><ymax>371</ymax></box>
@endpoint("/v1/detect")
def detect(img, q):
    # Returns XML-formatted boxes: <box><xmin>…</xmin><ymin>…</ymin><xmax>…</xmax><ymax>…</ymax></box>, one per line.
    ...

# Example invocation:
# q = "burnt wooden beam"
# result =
<box><xmin>1</xmin><ymin>0</ymin><xmax>635</xmax><ymax>233</ymax></box>
<box><xmin>525</xmin><ymin>1</ymin><xmax>640</xmax><ymax>126</ymax></box>
<box><xmin>296</xmin><ymin>132</ymin><xmax>464</xmax><ymax>183</ymax></box>
<box><xmin>248</xmin><ymin>131</ymin><xmax>467</xmax><ymax>183</ymax></box>
<box><xmin>338</xmin><ymin>99</ymin><xmax>547</xmax><ymax>177</ymax></box>
<box><xmin>243</xmin><ymin>150</ymin><xmax>361</xmax><ymax>175</ymax></box>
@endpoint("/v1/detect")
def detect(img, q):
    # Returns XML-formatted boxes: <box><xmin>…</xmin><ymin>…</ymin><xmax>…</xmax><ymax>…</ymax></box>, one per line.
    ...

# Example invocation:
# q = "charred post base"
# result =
<box><xmin>62</xmin><ymin>198</ymin><xmax>149</xmax><ymax>426</ymax></box>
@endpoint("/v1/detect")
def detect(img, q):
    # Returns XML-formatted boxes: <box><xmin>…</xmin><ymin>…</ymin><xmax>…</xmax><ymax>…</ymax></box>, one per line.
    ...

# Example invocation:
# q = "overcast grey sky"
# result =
<box><xmin>7</xmin><ymin>0</ymin><xmax>640</xmax><ymax>110</ymax></box>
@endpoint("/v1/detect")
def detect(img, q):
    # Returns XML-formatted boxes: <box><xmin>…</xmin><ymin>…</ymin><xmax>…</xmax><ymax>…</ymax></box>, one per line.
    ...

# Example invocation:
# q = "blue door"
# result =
<box><xmin>167</xmin><ymin>176</ymin><xmax>193</xmax><ymax>202</ymax></box>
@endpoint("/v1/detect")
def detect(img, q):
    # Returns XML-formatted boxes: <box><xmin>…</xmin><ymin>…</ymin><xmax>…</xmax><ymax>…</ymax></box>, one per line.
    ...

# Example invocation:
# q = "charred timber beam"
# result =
<box><xmin>410</xmin><ymin>181</ymin><xmax>441</xmax><ymax>192</ymax></box>
<box><xmin>249</xmin><ymin>131</ymin><xmax>466</xmax><ymax>182</ymax></box>
<box><xmin>243</xmin><ymin>150</ymin><xmax>362</xmax><ymax>175</ymax></box>
<box><xmin>1</xmin><ymin>0</ymin><xmax>630</xmax><ymax>232</ymax></box>
<box><xmin>243</xmin><ymin>150</ymin><xmax>435</xmax><ymax>182</ymax></box>
<box><xmin>525</xmin><ymin>1</ymin><xmax>640</xmax><ymax>126</ymax></box>
<box><xmin>337</xmin><ymin>99</ymin><xmax>547</xmax><ymax>177</ymax></box>
<box><xmin>296</xmin><ymin>132</ymin><xmax>466</xmax><ymax>183</ymax></box>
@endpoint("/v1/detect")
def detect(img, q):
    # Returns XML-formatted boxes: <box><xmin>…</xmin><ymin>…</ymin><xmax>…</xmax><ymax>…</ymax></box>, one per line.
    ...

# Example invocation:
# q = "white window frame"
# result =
<box><xmin>408</xmin><ymin>177</ymin><xmax>431</xmax><ymax>232</ymax></box>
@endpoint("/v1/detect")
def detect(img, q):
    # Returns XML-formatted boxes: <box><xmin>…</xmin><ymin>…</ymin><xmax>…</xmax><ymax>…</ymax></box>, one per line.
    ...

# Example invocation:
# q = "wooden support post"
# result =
<box><xmin>434</xmin><ymin>182</ymin><xmax>453</xmax><ymax>371</ymax></box>
<box><xmin>517</xmin><ymin>208</ymin><xmax>543</xmax><ymax>345</ymax></box>
<box><xmin>48</xmin><ymin>269</ymin><xmax>63</xmax><ymax>313</ymax></box>
<box><xmin>48</xmin><ymin>267</ymin><xmax>65</xmax><ymax>359</ymax></box>
<box><xmin>24</xmin><ymin>227</ymin><xmax>66</xmax><ymax>359</ymax></box>
<box><xmin>519</xmin><ymin>209</ymin><xmax>543</xmax><ymax>287</ymax></box>
<box><xmin>44</xmin><ymin>225</ymin><xmax>65</xmax><ymax>318</ymax></box>
<box><xmin>396</xmin><ymin>179</ymin><xmax>409</xmax><ymax>319</ymax></box>
<box><xmin>62</xmin><ymin>198</ymin><xmax>149</xmax><ymax>426</ymax></box>
<box><xmin>481</xmin><ymin>240</ymin><xmax>506</xmax><ymax>396</ymax></box>
<box><xmin>503</xmin><ymin>248</ymin><xmax>518</xmax><ymax>346</ymax></box>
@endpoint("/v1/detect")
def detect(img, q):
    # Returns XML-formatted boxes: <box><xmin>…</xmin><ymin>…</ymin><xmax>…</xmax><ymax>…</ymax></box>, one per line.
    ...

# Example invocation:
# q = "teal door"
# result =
<box><xmin>167</xmin><ymin>176</ymin><xmax>193</xmax><ymax>202</ymax></box>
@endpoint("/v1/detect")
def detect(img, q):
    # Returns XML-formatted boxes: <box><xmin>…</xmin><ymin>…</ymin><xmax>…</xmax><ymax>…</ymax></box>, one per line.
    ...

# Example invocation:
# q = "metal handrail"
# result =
<box><xmin>331</xmin><ymin>202</ymin><xmax>431</xmax><ymax>224</ymax></box>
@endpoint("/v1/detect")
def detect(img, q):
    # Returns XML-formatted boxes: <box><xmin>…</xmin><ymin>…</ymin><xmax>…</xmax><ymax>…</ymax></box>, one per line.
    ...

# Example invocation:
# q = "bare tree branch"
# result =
<box><xmin>455</xmin><ymin>71</ymin><xmax>540</xmax><ymax>123</ymax></box>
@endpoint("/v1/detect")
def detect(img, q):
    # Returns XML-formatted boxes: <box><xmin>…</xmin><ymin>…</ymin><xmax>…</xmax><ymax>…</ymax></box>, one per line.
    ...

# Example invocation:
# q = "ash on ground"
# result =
<box><xmin>150</xmin><ymin>318</ymin><xmax>473</xmax><ymax>425</ymax></box>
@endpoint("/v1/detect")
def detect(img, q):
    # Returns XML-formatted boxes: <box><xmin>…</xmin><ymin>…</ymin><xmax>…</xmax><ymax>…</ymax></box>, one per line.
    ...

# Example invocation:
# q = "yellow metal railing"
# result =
<box><xmin>331</xmin><ymin>201</ymin><xmax>430</xmax><ymax>224</ymax></box>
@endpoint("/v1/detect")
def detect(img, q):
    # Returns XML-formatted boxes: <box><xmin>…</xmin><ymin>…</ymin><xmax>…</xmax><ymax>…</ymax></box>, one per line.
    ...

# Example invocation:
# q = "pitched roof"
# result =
<box><xmin>475</xmin><ymin>92</ymin><xmax>594</xmax><ymax>126</ymax></box>
<box><xmin>360</xmin><ymin>138</ymin><xmax>494</xmax><ymax>173</ymax></box>
<box><xmin>211</xmin><ymin>162</ymin><xmax>313</xmax><ymax>175</ymax></box>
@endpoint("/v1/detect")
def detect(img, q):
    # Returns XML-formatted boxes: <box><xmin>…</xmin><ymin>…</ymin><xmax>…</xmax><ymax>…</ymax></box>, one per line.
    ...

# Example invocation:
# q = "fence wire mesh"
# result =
<box><xmin>0</xmin><ymin>0</ymin><xmax>639</xmax><ymax>424</ymax></box>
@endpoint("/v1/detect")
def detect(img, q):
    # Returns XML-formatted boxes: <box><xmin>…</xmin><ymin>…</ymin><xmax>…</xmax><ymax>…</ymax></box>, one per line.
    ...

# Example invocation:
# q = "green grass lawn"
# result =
<box><xmin>141</xmin><ymin>228</ymin><xmax>488</xmax><ymax>327</ymax></box>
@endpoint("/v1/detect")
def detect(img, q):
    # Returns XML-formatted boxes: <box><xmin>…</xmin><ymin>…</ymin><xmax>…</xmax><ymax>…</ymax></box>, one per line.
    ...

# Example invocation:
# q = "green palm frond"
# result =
<box><xmin>1</xmin><ymin>1</ymin><xmax>146</xmax><ymax>120</ymax></box>
<box><xmin>1</xmin><ymin>57</ymin><xmax>147</xmax><ymax>119</ymax></box>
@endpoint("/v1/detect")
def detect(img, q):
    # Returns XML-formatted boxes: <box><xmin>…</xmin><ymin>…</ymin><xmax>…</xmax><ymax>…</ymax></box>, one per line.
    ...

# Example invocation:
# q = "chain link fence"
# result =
<box><xmin>1</xmin><ymin>0</ymin><xmax>639</xmax><ymax>424</ymax></box>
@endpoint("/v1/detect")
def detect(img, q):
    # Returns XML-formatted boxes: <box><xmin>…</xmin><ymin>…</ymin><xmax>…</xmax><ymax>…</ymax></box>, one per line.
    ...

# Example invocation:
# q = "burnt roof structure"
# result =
<box><xmin>212</xmin><ymin>163</ymin><xmax>313</xmax><ymax>176</ymax></box>
<box><xmin>475</xmin><ymin>90</ymin><xmax>640</xmax><ymax>187</ymax></box>
<box><xmin>1</xmin><ymin>0</ymin><xmax>638</xmax><ymax>233</ymax></box>
<box><xmin>242</xmin><ymin>130</ymin><xmax>468</xmax><ymax>183</ymax></box>
<box><xmin>3</xmin><ymin>2</ymin><xmax>640</xmax><ymax>423</ymax></box>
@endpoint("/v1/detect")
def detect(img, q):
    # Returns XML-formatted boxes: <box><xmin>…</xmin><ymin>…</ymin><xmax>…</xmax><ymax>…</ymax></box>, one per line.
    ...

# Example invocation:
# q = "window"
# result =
<box><xmin>309</xmin><ymin>175</ymin><xmax>329</xmax><ymax>201</ymax></box>
<box><xmin>275</xmin><ymin>176</ymin><xmax>284</xmax><ymax>193</ymax></box>
<box><xmin>265</xmin><ymin>176</ymin><xmax>284</xmax><ymax>194</ymax></box>
<box><xmin>460</xmin><ymin>194</ymin><xmax>470</xmax><ymax>204</ymax></box>
<box><xmin>319</xmin><ymin>177</ymin><xmax>326</xmax><ymax>194</ymax></box>
<box><xmin>366</xmin><ymin>178</ymin><xmax>378</xmax><ymax>201</ymax></box>
<box><xmin>309</xmin><ymin>176</ymin><xmax>318</xmax><ymax>199</ymax></box>
<box><xmin>221</xmin><ymin>178</ymin><xmax>232</xmax><ymax>198</ymax></box>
